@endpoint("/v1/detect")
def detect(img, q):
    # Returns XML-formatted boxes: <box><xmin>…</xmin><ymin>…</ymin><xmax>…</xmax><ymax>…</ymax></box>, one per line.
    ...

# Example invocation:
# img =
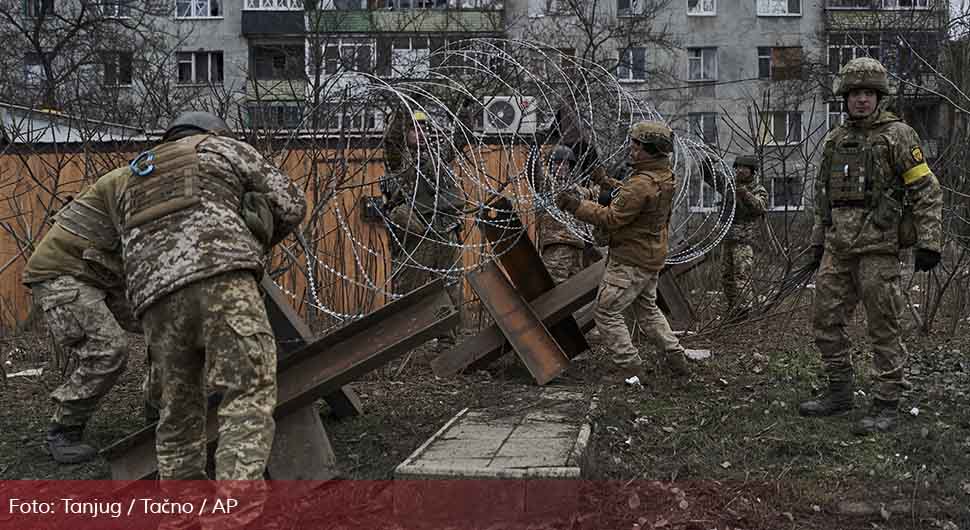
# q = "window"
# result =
<box><xmin>245</xmin><ymin>0</ymin><xmax>303</xmax><ymax>8</ymax></box>
<box><xmin>102</xmin><ymin>52</ymin><xmax>133</xmax><ymax>86</ymax></box>
<box><xmin>324</xmin><ymin>39</ymin><xmax>373</xmax><ymax>75</ymax></box>
<box><xmin>760</xmin><ymin>111</ymin><xmax>802</xmax><ymax>144</ymax></box>
<box><xmin>828</xmin><ymin>33</ymin><xmax>880</xmax><ymax>74</ymax></box>
<box><xmin>757</xmin><ymin>47</ymin><xmax>802</xmax><ymax>80</ymax></box>
<box><xmin>827</xmin><ymin>100</ymin><xmax>846</xmax><ymax>130</ymax></box>
<box><xmin>24</xmin><ymin>52</ymin><xmax>52</xmax><ymax>86</ymax></box>
<box><xmin>177</xmin><ymin>51</ymin><xmax>223</xmax><ymax>85</ymax></box>
<box><xmin>688</xmin><ymin>112</ymin><xmax>718</xmax><ymax>145</ymax></box>
<box><xmin>617</xmin><ymin>0</ymin><xmax>640</xmax><ymax>16</ymax></box>
<box><xmin>247</xmin><ymin>102</ymin><xmax>304</xmax><ymax>129</ymax></box>
<box><xmin>768</xmin><ymin>174</ymin><xmax>804</xmax><ymax>210</ymax></box>
<box><xmin>175</xmin><ymin>0</ymin><xmax>221</xmax><ymax>17</ymax></box>
<box><xmin>96</xmin><ymin>0</ymin><xmax>130</xmax><ymax>16</ymax></box>
<box><xmin>390</xmin><ymin>37</ymin><xmax>431</xmax><ymax>78</ymax></box>
<box><xmin>826</xmin><ymin>0</ymin><xmax>870</xmax><ymax>6</ymax></box>
<box><xmin>688</xmin><ymin>47</ymin><xmax>716</xmax><ymax>81</ymax></box>
<box><xmin>757</xmin><ymin>0</ymin><xmax>800</xmax><ymax>15</ymax></box>
<box><xmin>313</xmin><ymin>103</ymin><xmax>384</xmax><ymax>131</ymax></box>
<box><xmin>25</xmin><ymin>0</ymin><xmax>54</xmax><ymax>16</ymax></box>
<box><xmin>617</xmin><ymin>48</ymin><xmax>647</xmax><ymax>82</ymax></box>
<box><xmin>688</xmin><ymin>169</ymin><xmax>717</xmax><ymax>211</ymax></box>
<box><xmin>879</xmin><ymin>0</ymin><xmax>928</xmax><ymax>8</ymax></box>
<box><xmin>251</xmin><ymin>45</ymin><xmax>305</xmax><ymax>80</ymax></box>
<box><xmin>687</xmin><ymin>0</ymin><xmax>715</xmax><ymax>15</ymax></box>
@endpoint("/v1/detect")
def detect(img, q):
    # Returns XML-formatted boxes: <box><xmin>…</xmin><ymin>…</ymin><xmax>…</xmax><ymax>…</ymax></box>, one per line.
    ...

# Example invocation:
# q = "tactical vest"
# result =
<box><xmin>55</xmin><ymin>198</ymin><xmax>117</xmax><ymax>250</ymax></box>
<box><xmin>827</xmin><ymin>129</ymin><xmax>873</xmax><ymax>208</ymax></box>
<box><xmin>123</xmin><ymin>135</ymin><xmax>239</xmax><ymax>230</ymax></box>
<box><xmin>644</xmin><ymin>172</ymin><xmax>675</xmax><ymax>234</ymax></box>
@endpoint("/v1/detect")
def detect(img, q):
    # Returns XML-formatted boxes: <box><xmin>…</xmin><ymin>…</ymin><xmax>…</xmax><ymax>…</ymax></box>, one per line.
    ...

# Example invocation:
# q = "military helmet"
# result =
<box><xmin>629</xmin><ymin>121</ymin><xmax>674</xmax><ymax>153</ymax></box>
<box><xmin>549</xmin><ymin>145</ymin><xmax>576</xmax><ymax>163</ymax></box>
<box><xmin>835</xmin><ymin>57</ymin><xmax>890</xmax><ymax>97</ymax></box>
<box><xmin>162</xmin><ymin>111</ymin><xmax>231</xmax><ymax>142</ymax></box>
<box><xmin>733</xmin><ymin>155</ymin><xmax>759</xmax><ymax>172</ymax></box>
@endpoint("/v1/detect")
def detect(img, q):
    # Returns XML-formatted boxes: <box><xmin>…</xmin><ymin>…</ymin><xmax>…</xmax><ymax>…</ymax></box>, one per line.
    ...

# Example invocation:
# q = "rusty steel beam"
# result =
<box><xmin>467</xmin><ymin>263</ymin><xmax>569</xmax><ymax>385</ymax></box>
<box><xmin>101</xmin><ymin>280</ymin><xmax>458</xmax><ymax>480</ymax></box>
<box><xmin>432</xmin><ymin>259</ymin><xmax>605</xmax><ymax>378</ymax></box>
<box><xmin>476</xmin><ymin>196</ymin><xmax>589</xmax><ymax>358</ymax></box>
<box><xmin>261</xmin><ymin>276</ymin><xmax>363</xmax><ymax>418</ymax></box>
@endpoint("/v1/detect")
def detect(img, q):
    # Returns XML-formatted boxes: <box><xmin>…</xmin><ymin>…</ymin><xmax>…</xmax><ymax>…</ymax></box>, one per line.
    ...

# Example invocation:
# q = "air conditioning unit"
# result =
<box><xmin>482</xmin><ymin>96</ymin><xmax>537</xmax><ymax>134</ymax></box>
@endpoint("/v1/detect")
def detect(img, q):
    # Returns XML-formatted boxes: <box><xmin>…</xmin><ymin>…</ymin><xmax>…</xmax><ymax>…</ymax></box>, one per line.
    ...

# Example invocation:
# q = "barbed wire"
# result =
<box><xmin>272</xmin><ymin>38</ymin><xmax>736</xmax><ymax>327</ymax></box>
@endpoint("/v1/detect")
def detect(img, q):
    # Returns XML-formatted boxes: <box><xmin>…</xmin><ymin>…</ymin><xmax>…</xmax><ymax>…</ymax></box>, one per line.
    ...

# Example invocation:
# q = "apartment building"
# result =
<box><xmin>5</xmin><ymin>0</ymin><xmax>949</xmax><ymax>193</ymax></box>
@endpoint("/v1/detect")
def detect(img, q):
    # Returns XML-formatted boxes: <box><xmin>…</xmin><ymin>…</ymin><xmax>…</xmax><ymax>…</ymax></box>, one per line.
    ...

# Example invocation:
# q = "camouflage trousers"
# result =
<box><xmin>390</xmin><ymin>223</ymin><xmax>463</xmax><ymax>347</ymax></box>
<box><xmin>541</xmin><ymin>243</ymin><xmax>584</xmax><ymax>285</ymax></box>
<box><xmin>813</xmin><ymin>252</ymin><xmax>907</xmax><ymax>401</ymax></box>
<box><xmin>595</xmin><ymin>258</ymin><xmax>684</xmax><ymax>366</ymax></box>
<box><xmin>721</xmin><ymin>242</ymin><xmax>754</xmax><ymax>311</ymax></box>
<box><xmin>32</xmin><ymin>276</ymin><xmax>132</xmax><ymax>427</ymax></box>
<box><xmin>142</xmin><ymin>270</ymin><xmax>277</xmax><ymax>480</ymax></box>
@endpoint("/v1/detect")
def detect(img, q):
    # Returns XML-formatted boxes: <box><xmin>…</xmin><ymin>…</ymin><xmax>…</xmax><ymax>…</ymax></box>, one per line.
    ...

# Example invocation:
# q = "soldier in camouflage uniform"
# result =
<box><xmin>115</xmin><ymin>112</ymin><xmax>306</xmax><ymax>479</ymax></box>
<box><xmin>382</xmin><ymin>109</ymin><xmax>465</xmax><ymax>350</ymax></box>
<box><xmin>557</xmin><ymin>121</ymin><xmax>689</xmax><ymax>378</ymax></box>
<box><xmin>704</xmin><ymin>155</ymin><xmax>769</xmax><ymax>316</ymax></box>
<box><xmin>798</xmin><ymin>58</ymin><xmax>943</xmax><ymax>435</ymax></box>
<box><xmin>23</xmin><ymin>170</ymin><xmax>159</xmax><ymax>464</ymax></box>
<box><xmin>537</xmin><ymin>145</ymin><xmax>598</xmax><ymax>284</ymax></box>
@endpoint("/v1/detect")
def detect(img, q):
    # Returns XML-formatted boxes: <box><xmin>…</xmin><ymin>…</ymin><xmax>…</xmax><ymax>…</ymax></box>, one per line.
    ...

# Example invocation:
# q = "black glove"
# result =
<box><xmin>598</xmin><ymin>188</ymin><xmax>615</xmax><ymax>206</ymax></box>
<box><xmin>914</xmin><ymin>248</ymin><xmax>941</xmax><ymax>272</ymax></box>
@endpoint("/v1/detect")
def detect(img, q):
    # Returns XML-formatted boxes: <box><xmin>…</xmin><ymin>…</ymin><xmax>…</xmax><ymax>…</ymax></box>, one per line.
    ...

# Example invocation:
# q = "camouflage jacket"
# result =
<box><xmin>382</xmin><ymin>114</ymin><xmax>467</xmax><ymax>227</ymax></box>
<box><xmin>811</xmin><ymin>110</ymin><xmax>943</xmax><ymax>256</ymax></box>
<box><xmin>573</xmin><ymin>157</ymin><xmax>675</xmax><ymax>271</ymax></box>
<box><xmin>22</xmin><ymin>167</ymin><xmax>129</xmax><ymax>291</ymax></box>
<box><xmin>701</xmin><ymin>159</ymin><xmax>768</xmax><ymax>245</ymax></box>
<box><xmin>118</xmin><ymin>134</ymin><xmax>306</xmax><ymax>317</ymax></box>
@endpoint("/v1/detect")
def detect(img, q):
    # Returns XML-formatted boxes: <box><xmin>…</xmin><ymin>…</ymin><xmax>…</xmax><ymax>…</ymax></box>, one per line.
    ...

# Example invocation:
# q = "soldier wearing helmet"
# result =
<box><xmin>799</xmin><ymin>57</ymin><xmax>943</xmax><ymax>435</ymax></box>
<box><xmin>382</xmin><ymin>107</ymin><xmax>467</xmax><ymax>352</ymax></box>
<box><xmin>556</xmin><ymin>120</ymin><xmax>689</xmax><ymax>378</ymax></box>
<box><xmin>116</xmin><ymin>111</ymin><xmax>306</xmax><ymax>481</ymax></box>
<box><xmin>702</xmin><ymin>154</ymin><xmax>768</xmax><ymax>318</ymax></box>
<box><xmin>23</xmin><ymin>168</ymin><xmax>161</xmax><ymax>464</ymax></box>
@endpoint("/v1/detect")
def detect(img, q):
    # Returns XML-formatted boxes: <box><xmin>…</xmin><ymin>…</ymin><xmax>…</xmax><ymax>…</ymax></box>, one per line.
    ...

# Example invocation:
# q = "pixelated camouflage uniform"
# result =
<box><xmin>115</xmin><ymin>133</ymin><xmax>306</xmax><ymax>480</ymax></box>
<box><xmin>383</xmin><ymin>112</ymin><xmax>465</xmax><ymax>348</ymax></box>
<box><xmin>812</xmin><ymin>109</ymin><xmax>943</xmax><ymax>402</ymax></box>
<box><xmin>22</xmin><ymin>170</ymin><xmax>159</xmax><ymax>434</ymax></box>
<box><xmin>573</xmin><ymin>156</ymin><xmax>686</xmax><ymax>370</ymax></box>
<box><xmin>704</xmin><ymin>159</ymin><xmax>769</xmax><ymax>312</ymax></box>
<box><xmin>535</xmin><ymin>150</ymin><xmax>599</xmax><ymax>284</ymax></box>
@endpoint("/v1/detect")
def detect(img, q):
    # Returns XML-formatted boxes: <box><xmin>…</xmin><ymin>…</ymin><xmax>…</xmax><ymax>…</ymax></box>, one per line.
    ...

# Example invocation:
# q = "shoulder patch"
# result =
<box><xmin>911</xmin><ymin>146</ymin><xmax>924</xmax><ymax>163</ymax></box>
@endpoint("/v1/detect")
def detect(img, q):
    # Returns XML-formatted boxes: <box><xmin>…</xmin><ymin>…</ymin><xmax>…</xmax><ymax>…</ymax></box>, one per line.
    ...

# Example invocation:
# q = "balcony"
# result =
<box><xmin>308</xmin><ymin>9</ymin><xmax>504</xmax><ymax>33</ymax></box>
<box><xmin>242</xmin><ymin>11</ymin><xmax>305</xmax><ymax>35</ymax></box>
<box><xmin>824</xmin><ymin>1</ymin><xmax>946</xmax><ymax>30</ymax></box>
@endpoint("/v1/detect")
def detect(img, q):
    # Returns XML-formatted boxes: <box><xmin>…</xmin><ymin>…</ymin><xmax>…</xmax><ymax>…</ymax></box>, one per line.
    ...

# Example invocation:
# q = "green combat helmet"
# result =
<box><xmin>162</xmin><ymin>111</ymin><xmax>231</xmax><ymax>142</ymax></box>
<box><xmin>549</xmin><ymin>145</ymin><xmax>576</xmax><ymax>163</ymax></box>
<box><xmin>630</xmin><ymin>121</ymin><xmax>674</xmax><ymax>153</ymax></box>
<box><xmin>733</xmin><ymin>155</ymin><xmax>759</xmax><ymax>171</ymax></box>
<box><xmin>835</xmin><ymin>57</ymin><xmax>890</xmax><ymax>97</ymax></box>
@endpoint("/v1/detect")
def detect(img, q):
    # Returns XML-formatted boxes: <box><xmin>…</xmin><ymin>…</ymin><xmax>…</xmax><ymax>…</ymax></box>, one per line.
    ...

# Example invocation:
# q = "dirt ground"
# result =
<box><xmin>1</xmin><ymin>295</ymin><xmax>968</xmax><ymax>529</ymax></box>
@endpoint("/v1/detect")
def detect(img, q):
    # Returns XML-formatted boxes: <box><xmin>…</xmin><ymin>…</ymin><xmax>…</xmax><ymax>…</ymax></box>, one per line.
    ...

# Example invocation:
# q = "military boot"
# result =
<box><xmin>798</xmin><ymin>380</ymin><xmax>854</xmax><ymax>417</ymax></box>
<box><xmin>852</xmin><ymin>399</ymin><xmax>898</xmax><ymax>435</ymax></box>
<box><xmin>46</xmin><ymin>423</ymin><xmax>97</xmax><ymax>464</ymax></box>
<box><xmin>664</xmin><ymin>351</ymin><xmax>690</xmax><ymax>378</ymax></box>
